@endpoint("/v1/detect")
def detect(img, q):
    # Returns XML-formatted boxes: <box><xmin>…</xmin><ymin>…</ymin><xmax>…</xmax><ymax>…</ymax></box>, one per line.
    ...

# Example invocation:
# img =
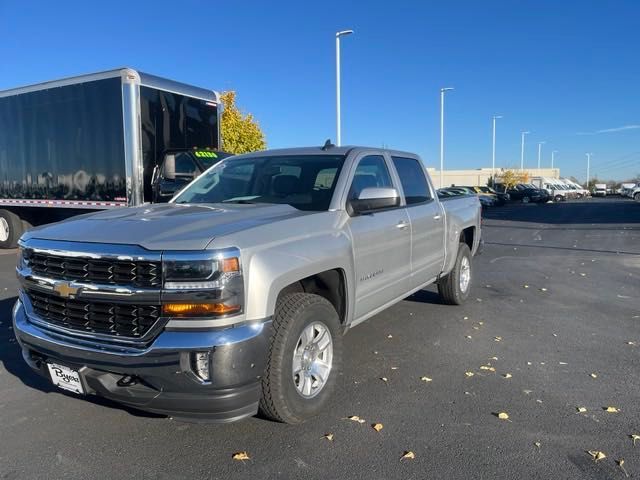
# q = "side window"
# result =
<box><xmin>173</xmin><ymin>153</ymin><xmax>198</xmax><ymax>176</ymax></box>
<box><xmin>391</xmin><ymin>156</ymin><xmax>431</xmax><ymax>205</ymax></box>
<box><xmin>348</xmin><ymin>155</ymin><xmax>393</xmax><ymax>199</ymax></box>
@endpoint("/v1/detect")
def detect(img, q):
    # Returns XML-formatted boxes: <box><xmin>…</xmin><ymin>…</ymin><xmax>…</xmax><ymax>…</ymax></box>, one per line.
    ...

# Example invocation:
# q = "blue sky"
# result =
<box><xmin>1</xmin><ymin>0</ymin><xmax>639</xmax><ymax>182</ymax></box>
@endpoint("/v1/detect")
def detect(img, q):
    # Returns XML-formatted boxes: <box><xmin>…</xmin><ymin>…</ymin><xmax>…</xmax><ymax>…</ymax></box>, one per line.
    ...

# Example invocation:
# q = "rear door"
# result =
<box><xmin>346</xmin><ymin>154</ymin><xmax>411</xmax><ymax>320</ymax></box>
<box><xmin>390</xmin><ymin>155</ymin><xmax>445</xmax><ymax>289</ymax></box>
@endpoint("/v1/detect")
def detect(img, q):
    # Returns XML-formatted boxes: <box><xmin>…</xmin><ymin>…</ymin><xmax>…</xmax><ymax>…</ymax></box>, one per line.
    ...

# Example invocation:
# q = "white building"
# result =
<box><xmin>426</xmin><ymin>167</ymin><xmax>560</xmax><ymax>188</ymax></box>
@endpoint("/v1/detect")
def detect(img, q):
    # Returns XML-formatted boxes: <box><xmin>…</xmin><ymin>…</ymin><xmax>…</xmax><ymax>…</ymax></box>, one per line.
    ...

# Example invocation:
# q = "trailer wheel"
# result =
<box><xmin>438</xmin><ymin>243</ymin><xmax>472</xmax><ymax>305</ymax></box>
<box><xmin>259</xmin><ymin>293</ymin><xmax>343</xmax><ymax>424</ymax></box>
<box><xmin>0</xmin><ymin>210</ymin><xmax>23</xmax><ymax>249</ymax></box>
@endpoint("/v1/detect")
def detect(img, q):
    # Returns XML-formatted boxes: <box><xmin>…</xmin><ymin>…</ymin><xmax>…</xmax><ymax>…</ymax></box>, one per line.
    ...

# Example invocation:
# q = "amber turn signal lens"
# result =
<box><xmin>220</xmin><ymin>257</ymin><xmax>240</xmax><ymax>273</ymax></box>
<box><xmin>162</xmin><ymin>303</ymin><xmax>240</xmax><ymax>316</ymax></box>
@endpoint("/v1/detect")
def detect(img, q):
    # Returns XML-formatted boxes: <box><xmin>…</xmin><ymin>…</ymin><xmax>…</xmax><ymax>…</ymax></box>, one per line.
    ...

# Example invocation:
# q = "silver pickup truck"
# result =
<box><xmin>13</xmin><ymin>146</ymin><xmax>481</xmax><ymax>423</ymax></box>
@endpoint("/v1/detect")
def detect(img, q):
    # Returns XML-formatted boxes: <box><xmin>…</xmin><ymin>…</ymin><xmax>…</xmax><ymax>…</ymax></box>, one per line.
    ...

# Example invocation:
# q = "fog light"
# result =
<box><xmin>192</xmin><ymin>351</ymin><xmax>211</xmax><ymax>382</ymax></box>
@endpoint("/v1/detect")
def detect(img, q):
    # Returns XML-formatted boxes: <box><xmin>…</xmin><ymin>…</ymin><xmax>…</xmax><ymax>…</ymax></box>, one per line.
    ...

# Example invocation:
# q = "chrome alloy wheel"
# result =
<box><xmin>292</xmin><ymin>322</ymin><xmax>333</xmax><ymax>398</ymax></box>
<box><xmin>459</xmin><ymin>256</ymin><xmax>471</xmax><ymax>293</ymax></box>
<box><xmin>0</xmin><ymin>218</ymin><xmax>9</xmax><ymax>242</ymax></box>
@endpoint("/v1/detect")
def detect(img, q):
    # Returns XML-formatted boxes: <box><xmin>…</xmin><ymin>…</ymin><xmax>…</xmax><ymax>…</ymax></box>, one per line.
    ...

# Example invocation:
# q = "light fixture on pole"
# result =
<box><xmin>520</xmin><ymin>131</ymin><xmax>530</xmax><ymax>170</ymax></box>
<box><xmin>335</xmin><ymin>29</ymin><xmax>354</xmax><ymax>147</ymax></box>
<box><xmin>439</xmin><ymin>87</ymin><xmax>454</xmax><ymax>188</ymax></box>
<box><xmin>537</xmin><ymin>141</ymin><xmax>546</xmax><ymax>169</ymax></box>
<box><xmin>551</xmin><ymin>150</ymin><xmax>558</xmax><ymax>169</ymax></box>
<box><xmin>491</xmin><ymin>115</ymin><xmax>502</xmax><ymax>183</ymax></box>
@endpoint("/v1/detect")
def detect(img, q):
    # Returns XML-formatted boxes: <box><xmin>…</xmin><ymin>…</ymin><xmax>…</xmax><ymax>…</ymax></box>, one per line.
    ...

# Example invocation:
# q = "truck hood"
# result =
<box><xmin>25</xmin><ymin>203</ymin><xmax>311</xmax><ymax>251</ymax></box>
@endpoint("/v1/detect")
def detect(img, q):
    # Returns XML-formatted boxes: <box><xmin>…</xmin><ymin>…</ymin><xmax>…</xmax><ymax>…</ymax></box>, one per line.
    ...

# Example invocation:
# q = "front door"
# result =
<box><xmin>346</xmin><ymin>154</ymin><xmax>412</xmax><ymax>321</ymax></box>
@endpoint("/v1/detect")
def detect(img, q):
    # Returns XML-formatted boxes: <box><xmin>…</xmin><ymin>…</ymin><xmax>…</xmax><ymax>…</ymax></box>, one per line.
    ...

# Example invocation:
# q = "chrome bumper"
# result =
<box><xmin>12</xmin><ymin>299</ymin><xmax>272</xmax><ymax>422</ymax></box>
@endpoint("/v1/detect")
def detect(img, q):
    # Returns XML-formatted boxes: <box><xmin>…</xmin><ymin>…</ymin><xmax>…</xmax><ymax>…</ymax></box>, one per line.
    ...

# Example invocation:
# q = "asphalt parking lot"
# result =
<box><xmin>0</xmin><ymin>197</ymin><xmax>638</xmax><ymax>480</ymax></box>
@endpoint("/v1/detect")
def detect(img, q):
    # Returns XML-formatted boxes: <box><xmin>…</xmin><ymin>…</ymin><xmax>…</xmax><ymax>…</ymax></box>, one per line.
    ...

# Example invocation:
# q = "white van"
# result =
<box><xmin>530</xmin><ymin>177</ymin><xmax>568</xmax><ymax>202</ymax></box>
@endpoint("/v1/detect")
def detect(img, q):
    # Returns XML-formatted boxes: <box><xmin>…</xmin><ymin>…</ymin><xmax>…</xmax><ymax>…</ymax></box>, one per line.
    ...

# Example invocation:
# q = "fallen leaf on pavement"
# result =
<box><xmin>478</xmin><ymin>321</ymin><xmax>484</xmax><ymax>325</ymax></box>
<box><xmin>465</xmin><ymin>371</ymin><xmax>475</xmax><ymax>377</ymax></box>
<box><xmin>401</xmin><ymin>451</ymin><xmax>415</xmax><ymax>460</ymax></box>
<box><xmin>466</xmin><ymin>335</ymin><xmax>473</xmax><ymax>339</ymax></box>
<box><xmin>372</xmin><ymin>423</ymin><xmax>383</xmax><ymax>432</ymax></box>
<box><xmin>323</xmin><ymin>433</ymin><xmax>334</xmax><ymax>441</ymax></box>
<box><xmin>494</xmin><ymin>336</ymin><xmax>502</xmax><ymax>342</ymax></box>
<box><xmin>490</xmin><ymin>356</ymin><xmax>499</xmax><ymax>361</ymax></box>
<box><xmin>480</xmin><ymin>365</ymin><xmax>496</xmax><ymax>372</ymax></box>
<box><xmin>587</xmin><ymin>450</ymin><xmax>606</xmax><ymax>462</ymax></box>
<box><xmin>604</xmin><ymin>406</ymin><xmax>620</xmax><ymax>413</ymax></box>
<box><xmin>590</xmin><ymin>373</ymin><xmax>598</xmax><ymax>378</ymax></box>
<box><xmin>577</xmin><ymin>407</ymin><xmax>587</xmax><ymax>413</ymax></box>
<box><xmin>631</xmin><ymin>434</ymin><xmax>640</xmax><ymax>446</ymax></box>
<box><xmin>627</xmin><ymin>341</ymin><xmax>636</xmax><ymax>346</ymax></box>
<box><xmin>391</xmin><ymin>366</ymin><xmax>399</xmax><ymax>370</ymax></box>
<box><xmin>502</xmin><ymin>373</ymin><xmax>512</xmax><ymax>379</ymax></box>
<box><xmin>580</xmin><ymin>273</ymin><xmax>587</xmax><ymax>277</ymax></box>
<box><xmin>387</xmin><ymin>334</ymin><xmax>393</xmax><ymax>339</ymax></box>
<box><xmin>534</xmin><ymin>441</ymin><xmax>541</xmax><ymax>449</ymax></box>
<box><xmin>497</xmin><ymin>412</ymin><xmax>510</xmax><ymax>420</ymax></box>
<box><xmin>539</xmin><ymin>287</ymin><xmax>548</xmax><ymax>292</ymax></box>
<box><xmin>523</xmin><ymin>285</ymin><xmax>529</xmax><ymax>289</ymax></box>
<box><xmin>380</xmin><ymin>377</ymin><xmax>388</xmax><ymax>383</ymax></box>
<box><xmin>346</xmin><ymin>415</ymin><xmax>366</xmax><ymax>424</ymax></box>
<box><xmin>617</xmin><ymin>459</ymin><xmax>629</xmax><ymax>477</ymax></box>
<box><xmin>420</xmin><ymin>376</ymin><xmax>433</xmax><ymax>382</ymax></box>
<box><xmin>232</xmin><ymin>451</ymin><xmax>251</xmax><ymax>462</ymax></box>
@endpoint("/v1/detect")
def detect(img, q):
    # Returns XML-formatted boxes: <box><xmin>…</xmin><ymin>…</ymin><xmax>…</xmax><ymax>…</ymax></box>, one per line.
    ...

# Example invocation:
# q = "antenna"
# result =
<box><xmin>322</xmin><ymin>139</ymin><xmax>335</xmax><ymax>150</ymax></box>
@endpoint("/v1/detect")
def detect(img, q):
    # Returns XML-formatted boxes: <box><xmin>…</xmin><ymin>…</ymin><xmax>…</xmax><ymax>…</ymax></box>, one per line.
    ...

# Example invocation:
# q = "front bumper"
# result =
<box><xmin>12</xmin><ymin>299</ymin><xmax>272</xmax><ymax>423</ymax></box>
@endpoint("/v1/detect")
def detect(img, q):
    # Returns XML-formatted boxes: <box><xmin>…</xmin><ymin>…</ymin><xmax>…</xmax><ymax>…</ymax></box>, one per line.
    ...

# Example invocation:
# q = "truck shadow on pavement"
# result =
<box><xmin>0</xmin><ymin>296</ymin><xmax>163</xmax><ymax>419</ymax></box>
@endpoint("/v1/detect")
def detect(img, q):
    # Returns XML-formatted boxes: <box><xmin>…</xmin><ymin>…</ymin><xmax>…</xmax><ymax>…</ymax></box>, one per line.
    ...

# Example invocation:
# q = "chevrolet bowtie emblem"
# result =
<box><xmin>52</xmin><ymin>281</ymin><xmax>79</xmax><ymax>298</ymax></box>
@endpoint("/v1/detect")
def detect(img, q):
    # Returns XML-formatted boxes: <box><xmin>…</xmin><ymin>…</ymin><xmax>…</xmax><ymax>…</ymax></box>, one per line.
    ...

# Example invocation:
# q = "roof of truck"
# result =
<box><xmin>231</xmin><ymin>145</ymin><xmax>421</xmax><ymax>159</ymax></box>
<box><xmin>0</xmin><ymin>67</ymin><xmax>220</xmax><ymax>103</ymax></box>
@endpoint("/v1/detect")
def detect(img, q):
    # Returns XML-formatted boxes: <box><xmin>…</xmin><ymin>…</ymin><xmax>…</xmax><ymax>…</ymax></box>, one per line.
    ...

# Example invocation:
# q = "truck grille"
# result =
<box><xmin>26</xmin><ymin>251</ymin><xmax>161</xmax><ymax>288</ymax></box>
<box><xmin>27</xmin><ymin>290</ymin><xmax>160</xmax><ymax>339</ymax></box>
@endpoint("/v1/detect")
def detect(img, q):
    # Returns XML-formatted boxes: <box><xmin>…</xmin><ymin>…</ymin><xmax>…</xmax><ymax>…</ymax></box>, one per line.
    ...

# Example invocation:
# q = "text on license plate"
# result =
<box><xmin>47</xmin><ymin>363</ymin><xmax>84</xmax><ymax>394</ymax></box>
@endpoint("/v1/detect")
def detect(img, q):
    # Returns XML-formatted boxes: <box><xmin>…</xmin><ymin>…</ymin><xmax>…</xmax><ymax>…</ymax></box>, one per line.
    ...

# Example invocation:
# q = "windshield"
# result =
<box><xmin>173</xmin><ymin>154</ymin><xmax>346</xmax><ymax>211</ymax></box>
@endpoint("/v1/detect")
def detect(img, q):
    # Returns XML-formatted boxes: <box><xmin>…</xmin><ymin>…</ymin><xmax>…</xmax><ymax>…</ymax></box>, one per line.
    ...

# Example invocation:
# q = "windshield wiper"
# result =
<box><xmin>222</xmin><ymin>199</ymin><xmax>257</xmax><ymax>204</ymax></box>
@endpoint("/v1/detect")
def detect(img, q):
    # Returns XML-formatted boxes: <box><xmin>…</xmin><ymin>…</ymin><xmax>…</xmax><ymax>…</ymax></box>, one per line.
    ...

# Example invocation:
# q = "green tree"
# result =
<box><xmin>220</xmin><ymin>91</ymin><xmax>266</xmax><ymax>154</ymax></box>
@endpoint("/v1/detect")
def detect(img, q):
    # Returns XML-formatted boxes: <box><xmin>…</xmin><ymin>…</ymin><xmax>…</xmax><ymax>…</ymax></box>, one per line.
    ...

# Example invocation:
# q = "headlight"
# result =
<box><xmin>162</xmin><ymin>249</ymin><xmax>244</xmax><ymax>318</ymax></box>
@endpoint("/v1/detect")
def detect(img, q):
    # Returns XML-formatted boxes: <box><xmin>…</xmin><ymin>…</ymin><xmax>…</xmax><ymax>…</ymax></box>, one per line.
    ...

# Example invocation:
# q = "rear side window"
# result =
<box><xmin>391</xmin><ymin>156</ymin><xmax>431</xmax><ymax>204</ymax></box>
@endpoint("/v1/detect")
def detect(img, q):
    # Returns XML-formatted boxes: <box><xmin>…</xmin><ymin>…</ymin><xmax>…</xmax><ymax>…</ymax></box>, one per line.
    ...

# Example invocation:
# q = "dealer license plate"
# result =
<box><xmin>47</xmin><ymin>363</ymin><xmax>85</xmax><ymax>394</ymax></box>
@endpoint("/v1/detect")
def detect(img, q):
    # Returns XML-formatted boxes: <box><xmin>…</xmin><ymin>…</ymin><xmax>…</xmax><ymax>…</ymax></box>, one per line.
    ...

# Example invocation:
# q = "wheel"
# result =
<box><xmin>0</xmin><ymin>209</ymin><xmax>24</xmax><ymax>249</ymax></box>
<box><xmin>634</xmin><ymin>193</ymin><xmax>640</xmax><ymax>202</ymax></box>
<box><xmin>522</xmin><ymin>196</ymin><xmax>530</xmax><ymax>204</ymax></box>
<box><xmin>554</xmin><ymin>195</ymin><xmax>563</xmax><ymax>202</ymax></box>
<box><xmin>438</xmin><ymin>243</ymin><xmax>472</xmax><ymax>305</ymax></box>
<box><xmin>259</xmin><ymin>293</ymin><xmax>343</xmax><ymax>424</ymax></box>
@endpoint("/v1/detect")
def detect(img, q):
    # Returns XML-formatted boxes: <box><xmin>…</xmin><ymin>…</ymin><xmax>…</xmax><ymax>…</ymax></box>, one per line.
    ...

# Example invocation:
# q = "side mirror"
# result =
<box><xmin>348</xmin><ymin>187</ymin><xmax>400</xmax><ymax>215</ymax></box>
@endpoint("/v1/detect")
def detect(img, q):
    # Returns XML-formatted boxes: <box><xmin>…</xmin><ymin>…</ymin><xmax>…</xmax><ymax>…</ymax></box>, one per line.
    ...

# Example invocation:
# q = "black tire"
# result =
<box><xmin>259</xmin><ymin>293</ymin><xmax>343</xmax><ymax>424</ymax></box>
<box><xmin>554</xmin><ymin>195</ymin><xmax>563</xmax><ymax>202</ymax></box>
<box><xmin>522</xmin><ymin>196</ymin><xmax>530</xmax><ymax>204</ymax></box>
<box><xmin>0</xmin><ymin>209</ymin><xmax>24</xmax><ymax>249</ymax></box>
<box><xmin>438</xmin><ymin>243</ymin><xmax>472</xmax><ymax>305</ymax></box>
<box><xmin>634</xmin><ymin>193</ymin><xmax>640</xmax><ymax>203</ymax></box>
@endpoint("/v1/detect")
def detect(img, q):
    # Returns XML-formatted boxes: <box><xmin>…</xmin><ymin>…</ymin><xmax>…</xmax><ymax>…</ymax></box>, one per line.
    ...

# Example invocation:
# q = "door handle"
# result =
<box><xmin>396</xmin><ymin>220</ymin><xmax>409</xmax><ymax>230</ymax></box>
<box><xmin>433</xmin><ymin>215</ymin><xmax>442</xmax><ymax>220</ymax></box>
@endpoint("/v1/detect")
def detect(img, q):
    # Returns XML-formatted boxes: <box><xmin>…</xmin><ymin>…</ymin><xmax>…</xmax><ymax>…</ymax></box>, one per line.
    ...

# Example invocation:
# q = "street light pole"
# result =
<box><xmin>551</xmin><ymin>150</ymin><xmax>558</xmax><ymax>169</ymax></box>
<box><xmin>335</xmin><ymin>29</ymin><xmax>353</xmax><ymax>147</ymax></box>
<box><xmin>520</xmin><ymin>131</ymin><xmax>530</xmax><ymax>170</ymax></box>
<box><xmin>440</xmin><ymin>87</ymin><xmax>454</xmax><ymax>188</ymax></box>
<box><xmin>586</xmin><ymin>153</ymin><xmax>592</xmax><ymax>186</ymax></box>
<box><xmin>537</xmin><ymin>141</ymin><xmax>546</xmax><ymax>169</ymax></box>
<box><xmin>492</xmin><ymin>115</ymin><xmax>502</xmax><ymax>183</ymax></box>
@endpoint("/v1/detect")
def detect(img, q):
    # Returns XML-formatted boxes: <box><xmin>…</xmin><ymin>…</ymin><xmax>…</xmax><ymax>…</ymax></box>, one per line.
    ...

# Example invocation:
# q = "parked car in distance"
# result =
<box><xmin>477</xmin><ymin>186</ymin><xmax>510</xmax><ymax>204</ymax></box>
<box><xmin>13</xmin><ymin>145</ymin><xmax>482</xmax><ymax>424</ymax></box>
<box><xmin>506</xmin><ymin>184</ymin><xmax>546</xmax><ymax>204</ymax></box>
<box><xmin>441</xmin><ymin>187</ymin><xmax>496</xmax><ymax>207</ymax></box>
<box><xmin>593</xmin><ymin>184</ymin><xmax>607</xmax><ymax>197</ymax></box>
<box><xmin>462</xmin><ymin>186</ymin><xmax>505</xmax><ymax>206</ymax></box>
<box><xmin>530</xmin><ymin>177</ymin><xmax>568</xmax><ymax>202</ymax></box>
